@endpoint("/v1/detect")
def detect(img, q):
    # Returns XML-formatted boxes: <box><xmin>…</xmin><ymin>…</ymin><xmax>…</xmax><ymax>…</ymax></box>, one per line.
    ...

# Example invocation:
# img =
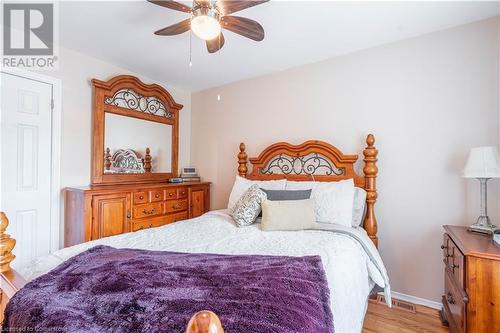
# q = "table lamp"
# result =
<box><xmin>463</xmin><ymin>146</ymin><xmax>500</xmax><ymax>234</ymax></box>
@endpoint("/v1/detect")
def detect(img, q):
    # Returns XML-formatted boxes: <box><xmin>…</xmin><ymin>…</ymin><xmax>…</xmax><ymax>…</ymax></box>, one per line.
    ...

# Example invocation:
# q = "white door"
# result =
<box><xmin>1</xmin><ymin>72</ymin><xmax>53</xmax><ymax>270</ymax></box>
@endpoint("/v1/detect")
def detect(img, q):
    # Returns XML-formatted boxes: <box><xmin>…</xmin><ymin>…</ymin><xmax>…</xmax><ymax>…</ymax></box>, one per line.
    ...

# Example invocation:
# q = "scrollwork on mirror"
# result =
<box><xmin>260</xmin><ymin>153</ymin><xmax>344</xmax><ymax>176</ymax></box>
<box><xmin>105</xmin><ymin>88</ymin><xmax>173</xmax><ymax>118</ymax></box>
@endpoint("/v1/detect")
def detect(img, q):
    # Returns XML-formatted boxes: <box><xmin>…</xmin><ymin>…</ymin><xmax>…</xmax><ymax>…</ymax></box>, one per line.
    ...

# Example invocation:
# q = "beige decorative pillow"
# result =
<box><xmin>261</xmin><ymin>199</ymin><xmax>317</xmax><ymax>231</ymax></box>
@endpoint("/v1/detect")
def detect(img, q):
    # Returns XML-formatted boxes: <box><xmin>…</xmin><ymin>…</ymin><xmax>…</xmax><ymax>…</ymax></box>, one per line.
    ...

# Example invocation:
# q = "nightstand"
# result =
<box><xmin>440</xmin><ymin>225</ymin><xmax>500</xmax><ymax>332</ymax></box>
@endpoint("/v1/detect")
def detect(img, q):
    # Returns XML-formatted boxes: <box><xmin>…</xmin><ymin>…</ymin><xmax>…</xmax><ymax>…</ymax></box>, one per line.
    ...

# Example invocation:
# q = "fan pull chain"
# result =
<box><xmin>189</xmin><ymin>30</ymin><xmax>193</xmax><ymax>67</ymax></box>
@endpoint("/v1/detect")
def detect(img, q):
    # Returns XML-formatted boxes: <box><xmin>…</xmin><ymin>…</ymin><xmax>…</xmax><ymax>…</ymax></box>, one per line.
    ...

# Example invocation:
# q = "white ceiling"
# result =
<box><xmin>60</xmin><ymin>1</ymin><xmax>500</xmax><ymax>92</ymax></box>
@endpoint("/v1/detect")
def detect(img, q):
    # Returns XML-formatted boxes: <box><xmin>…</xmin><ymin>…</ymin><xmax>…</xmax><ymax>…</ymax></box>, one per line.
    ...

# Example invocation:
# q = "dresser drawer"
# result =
<box><xmin>177</xmin><ymin>187</ymin><xmax>188</xmax><ymax>199</ymax></box>
<box><xmin>165</xmin><ymin>188</ymin><xmax>177</xmax><ymax>200</ymax></box>
<box><xmin>444</xmin><ymin>269</ymin><xmax>467</xmax><ymax>333</ymax></box>
<box><xmin>150</xmin><ymin>189</ymin><xmax>164</xmax><ymax>202</ymax></box>
<box><xmin>442</xmin><ymin>234</ymin><xmax>465</xmax><ymax>288</ymax></box>
<box><xmin>131</xmin><ymin>211</ymin><xmax>188</xmax><ymax>231</ymax></box>
<box><xmin>131</xmin><ymin>218</ymin><xmax>165</xmax><ymax>232</ymax></box>
<box><xmin>133</xmin><ymin>202</ymin><xmax>163</xmax><ymax>219</ymax></box>
<box><xmin>133</xmin><ymin>191</ymin><xmax>148</xmax><ymax>205</ymax></box>
<box><xmin>164</xmin><ymin>199</ymin><xmax>188</xmax><ymax>213</ymax></box>
<box><xmin>167</xmin><ymin>211</ymin><xmax>188</xmax><ymax>223</ymax></box>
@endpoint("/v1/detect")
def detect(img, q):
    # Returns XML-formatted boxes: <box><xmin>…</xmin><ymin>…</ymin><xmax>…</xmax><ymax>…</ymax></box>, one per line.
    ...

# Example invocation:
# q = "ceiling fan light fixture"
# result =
<box><xmin>191</xmin><ymin>7</ymin><xmax>221</xmax><ymax>41</ymax></box>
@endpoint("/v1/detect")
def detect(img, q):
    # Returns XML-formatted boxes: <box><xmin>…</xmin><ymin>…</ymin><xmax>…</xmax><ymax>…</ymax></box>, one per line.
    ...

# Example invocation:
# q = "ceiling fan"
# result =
<box><xmin>148</xmin><ymin>0</ymin><xmax>269</xmax><ymax>53</ymax></box>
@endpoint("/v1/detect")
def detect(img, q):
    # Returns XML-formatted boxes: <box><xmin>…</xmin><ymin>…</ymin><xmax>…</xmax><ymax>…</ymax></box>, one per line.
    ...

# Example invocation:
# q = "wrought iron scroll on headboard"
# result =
<box><xmin>260</xmin><ymin>153</ymin><xmax>345</xmax><ymax>176</ymax></box>
<box><xmin>239</xmin><ymin>140</ymin><xmax>361</xmax><ymax>184</ymax></box>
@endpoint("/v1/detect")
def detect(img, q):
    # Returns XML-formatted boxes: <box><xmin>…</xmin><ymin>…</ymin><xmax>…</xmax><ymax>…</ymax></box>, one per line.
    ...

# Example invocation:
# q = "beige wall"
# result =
<box><xmin>191</xmin><ymin>17</ymin><xmax>500</xmax><ymax>302</ymax></box>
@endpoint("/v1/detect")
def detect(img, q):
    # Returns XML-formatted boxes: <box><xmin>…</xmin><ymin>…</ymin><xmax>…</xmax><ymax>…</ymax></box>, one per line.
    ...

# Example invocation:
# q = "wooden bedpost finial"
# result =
<box><xmin>104</xmin><ymin>148</ymin><xmax>112</xmax><ymax>170</ymax></box>
<box><xmin>238</xmin><ymin>143</ymin><xmax>248</xmax><ymax>178</ymax></box>
<box><xmin>186</xmin><ymin>310</ymin><xmax>224</xmax><ymax>333</ymax></box>
<box><xmin>366</xmin><ymin>133</ymin><xmax>375</xmax><ymax>147</ymax></box>
<box><xmin>0</xmin><ymin>212</ymin><xmax>16</xmax><ymax>273</ymax></box>
<box><xmin>144</xmin><ymin>148</ymin><xmax>152</xmax><ymax>173</ymax></box>
<box><xmin>363</xmin><ymin>134</ymin><xmax>379</xmax><ymax>248</ymax></box>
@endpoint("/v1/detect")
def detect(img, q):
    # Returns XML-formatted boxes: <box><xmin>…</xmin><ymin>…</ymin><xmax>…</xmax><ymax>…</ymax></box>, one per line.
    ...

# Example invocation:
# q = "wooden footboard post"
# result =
<box><xmin>0</xmin><ymin>212</ymin><xmax>26</xmax><ymax>321</ymax></box>
<box><xmin>186</xmin><ymin>310</ymin><xmax>224</xmax><ymax>333</ymax></box>
<box><xmin>238</xmin><ymin>143</ymin><xmax>248</xmax><ymax>178</ymax></box>
<box><xmin>363</xmin><ymin>134</ymin><xmax>379</xmax><ymax>248</ymax></box>
<box><xmin>0</xmin><ymin>212</ymin><xmax>16</xmax><ymax>273</ymax></box>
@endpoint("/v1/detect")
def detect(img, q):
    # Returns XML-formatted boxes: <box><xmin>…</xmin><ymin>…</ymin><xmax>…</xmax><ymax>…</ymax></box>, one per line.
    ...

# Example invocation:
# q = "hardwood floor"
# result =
<box><xmin>363</xmin><ymin>300</ymin><xmax>449</xmax><ymax>333</ymax></box>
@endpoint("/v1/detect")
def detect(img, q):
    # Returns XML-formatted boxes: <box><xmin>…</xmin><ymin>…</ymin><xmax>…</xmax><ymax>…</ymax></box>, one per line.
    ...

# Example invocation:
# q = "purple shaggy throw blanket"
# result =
<box><xmin>3</xmin><ymin>245</ymin><xmax>333</xmax><ymax>333</ymax></box>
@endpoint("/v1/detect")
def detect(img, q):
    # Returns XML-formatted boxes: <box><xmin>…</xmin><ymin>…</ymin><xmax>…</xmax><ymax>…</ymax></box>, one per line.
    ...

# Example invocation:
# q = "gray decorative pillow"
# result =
<box><xmin>230</xmin><ymin>184</ymin><xmax>267</xmax><ymax>227</ymax></box>
<box><xmin>261</xmin><ymin>189</ymin><xmax>312</xmax><ymax>201</ymax></box>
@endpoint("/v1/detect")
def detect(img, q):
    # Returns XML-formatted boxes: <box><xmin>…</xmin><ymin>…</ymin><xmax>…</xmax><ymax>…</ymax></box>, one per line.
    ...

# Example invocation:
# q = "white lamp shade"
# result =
<box><xmin>463</xmin><ymin>146</ymin><xmax>500</xmax><ymax>178</ymax></box>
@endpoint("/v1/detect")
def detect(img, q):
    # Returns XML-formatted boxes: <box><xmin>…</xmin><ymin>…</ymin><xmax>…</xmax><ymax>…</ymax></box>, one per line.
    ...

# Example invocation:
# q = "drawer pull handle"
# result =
<box><xmin>139</xmin><ymin>195</ymin><xmax>144</xmax><ymax>200</ymax></box>
<box><xmin>142</xmin><ymin>209</ymin><xmax>155</xmax><ymax>215</ymax></box>
<box><xmin>447</xmin><ymin>292</ymin><xmax>455</xmax><ymax>305</ymax></box>
<box><xmin>450</xmin><ymin>263</ymin><xmax>459</xmax><ymax>269</ymax></box>
<box><xmin>155</xmin><ymin>194</ymin><xmax>160</xmax><ymax>198</ymax></box>
<box><xmin>169</xmin><ymin>193</ymin><xmax>174</xmax><ymax>197</ymax></box>
<box><xmin>440</xmin><ymin>245</ymin><xmax>447</xmax><ymax>250</ymax></box>
<box><xmin>446</xmin><ymin>254</ymin><xmax>452</xmax><ymax>258</ymax></box>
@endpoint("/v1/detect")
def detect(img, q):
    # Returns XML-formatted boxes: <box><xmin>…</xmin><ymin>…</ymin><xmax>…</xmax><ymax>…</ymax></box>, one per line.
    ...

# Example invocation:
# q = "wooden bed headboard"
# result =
<box><xmin>237</xmin><ymin>134</ymin><xmax>379</xmax><ymax>247</ymax></box>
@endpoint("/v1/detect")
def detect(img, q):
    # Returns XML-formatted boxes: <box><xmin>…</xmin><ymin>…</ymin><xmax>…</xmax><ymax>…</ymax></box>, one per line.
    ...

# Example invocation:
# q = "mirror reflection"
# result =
<box><xmin>104</xmin><ymin>113</ymin><xmax>172</xmax><ymax>174</ymax></box>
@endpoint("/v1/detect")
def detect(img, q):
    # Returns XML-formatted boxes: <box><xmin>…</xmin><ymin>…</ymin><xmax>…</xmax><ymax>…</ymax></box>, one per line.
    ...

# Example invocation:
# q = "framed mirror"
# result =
<box><xmin>91</xmin><ymin>75</ymin><xmax>183</xmax><ymax>185</ymax></box>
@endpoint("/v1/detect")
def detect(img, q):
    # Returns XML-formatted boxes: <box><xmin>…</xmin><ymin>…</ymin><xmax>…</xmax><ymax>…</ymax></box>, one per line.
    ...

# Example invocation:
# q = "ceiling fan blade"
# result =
<box><xmin>220</xmin><ymin>16</ymin><xmax>264</xmax><ymax>41</ymax></box>
<box><xmin>217</xmin><ymin>0</ymin><xmax>269</xmax><ymax>15</ymax></box>
<box><xmin>206</xmin><ymin>33</ymin><xmax>225</xmax><ymax>53</ymax></box>
<box><xmin>154</xmin><ymin>18</ymin><xmax>191</xmax><ymax>35</ymax></box>
<box><xmin>148</xmin><ymin>0</ymin><xmax>192</xmax><ymax>13</ymax></box>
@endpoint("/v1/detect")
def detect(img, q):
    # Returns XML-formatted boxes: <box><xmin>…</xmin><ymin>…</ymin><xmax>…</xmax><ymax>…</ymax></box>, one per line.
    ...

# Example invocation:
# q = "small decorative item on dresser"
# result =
<box><xmin>181</xmin><ymin>167</ymin><xmax>201</xmax><ymax>182</ymax></box>
<box><xmin>462</xmin><ymin>146</ymin><xmax>500</xmax><ymax>234</ymax></box>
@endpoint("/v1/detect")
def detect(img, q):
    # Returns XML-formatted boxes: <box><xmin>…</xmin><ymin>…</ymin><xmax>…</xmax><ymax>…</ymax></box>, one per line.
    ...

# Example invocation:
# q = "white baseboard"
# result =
<box><xmin>390</xmin><ymin>291</ymin><xmax>442</xmax><ymax>310</ymax></box>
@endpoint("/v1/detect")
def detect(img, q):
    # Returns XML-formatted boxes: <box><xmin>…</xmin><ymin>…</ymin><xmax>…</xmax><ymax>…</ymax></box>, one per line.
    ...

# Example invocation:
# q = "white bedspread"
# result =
<box><xmin>21</xmin><ymin>210</ymin><xmax>390</xmax><ymax>333</ymax></box>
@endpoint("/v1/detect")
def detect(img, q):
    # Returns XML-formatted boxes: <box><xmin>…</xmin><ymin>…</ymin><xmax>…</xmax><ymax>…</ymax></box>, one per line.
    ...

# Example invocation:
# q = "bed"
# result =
<box><xmin>0</xmin><ymin>135</ymin><xmax>389</xmax><ymax>333</ymax></box>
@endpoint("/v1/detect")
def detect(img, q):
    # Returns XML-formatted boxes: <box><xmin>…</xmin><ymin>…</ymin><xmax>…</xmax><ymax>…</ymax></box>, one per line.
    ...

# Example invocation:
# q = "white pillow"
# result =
<box><xmin>352</xmin><ymin>187</ymin><xmax>367</xmax><ymax>227</ymax></box>
<box><xmin>311</xmin><ymin>179</ymin><xmax>355</xmax><ymax>227</ymax></box>
<box><xmin>286</xmin><ymin>179</ymin><xmax>366</xmax><ymax>227</ymax></box>
<box><xmin>285</xmin><ymin>180</ymin><xmax>318</xmax><ymax>191</ymax></box>
<box><xmin>261</xmin><ymin>199</ymin><xmax>317</xmax><ymax>231</ymax></box>
<box><xmin>227</xmin><ymin>176</ymin><xmax>286</xmax><ymax>211</ymax></box>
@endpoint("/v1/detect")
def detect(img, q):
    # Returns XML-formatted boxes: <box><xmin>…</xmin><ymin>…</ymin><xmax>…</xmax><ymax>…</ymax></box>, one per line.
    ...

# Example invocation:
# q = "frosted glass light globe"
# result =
<box><xmin>191</xmin><ymin>15</ymin><xmax>221</xmax><ymax>40</ymax></box>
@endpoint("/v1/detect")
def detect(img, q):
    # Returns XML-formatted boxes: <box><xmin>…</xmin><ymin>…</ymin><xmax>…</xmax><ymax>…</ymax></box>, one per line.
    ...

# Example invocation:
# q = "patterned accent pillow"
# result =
<box><xmin>230</xmin><ymin>184</ymin><xmax>267</xmax><ymax>227</ymax></box>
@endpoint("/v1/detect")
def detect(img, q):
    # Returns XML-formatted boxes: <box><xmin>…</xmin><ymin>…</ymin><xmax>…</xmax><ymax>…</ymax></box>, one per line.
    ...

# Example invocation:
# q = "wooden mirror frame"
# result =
<box><xmin>91</xmin><ymin>75</ymin><xmax>183</xmax><ymax>185</ymax></box>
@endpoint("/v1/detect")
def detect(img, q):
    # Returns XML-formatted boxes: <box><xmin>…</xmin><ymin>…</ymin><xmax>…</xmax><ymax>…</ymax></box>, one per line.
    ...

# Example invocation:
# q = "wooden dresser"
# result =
<box><xmin>440</xmin><ymin>225</ymin><xmax>500</xmax><ymax>332</ymax></box>
<box><xmin>64</xmin><ymin>182</ymin><xmax>210</xmax><ymax>247</ymax></box>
